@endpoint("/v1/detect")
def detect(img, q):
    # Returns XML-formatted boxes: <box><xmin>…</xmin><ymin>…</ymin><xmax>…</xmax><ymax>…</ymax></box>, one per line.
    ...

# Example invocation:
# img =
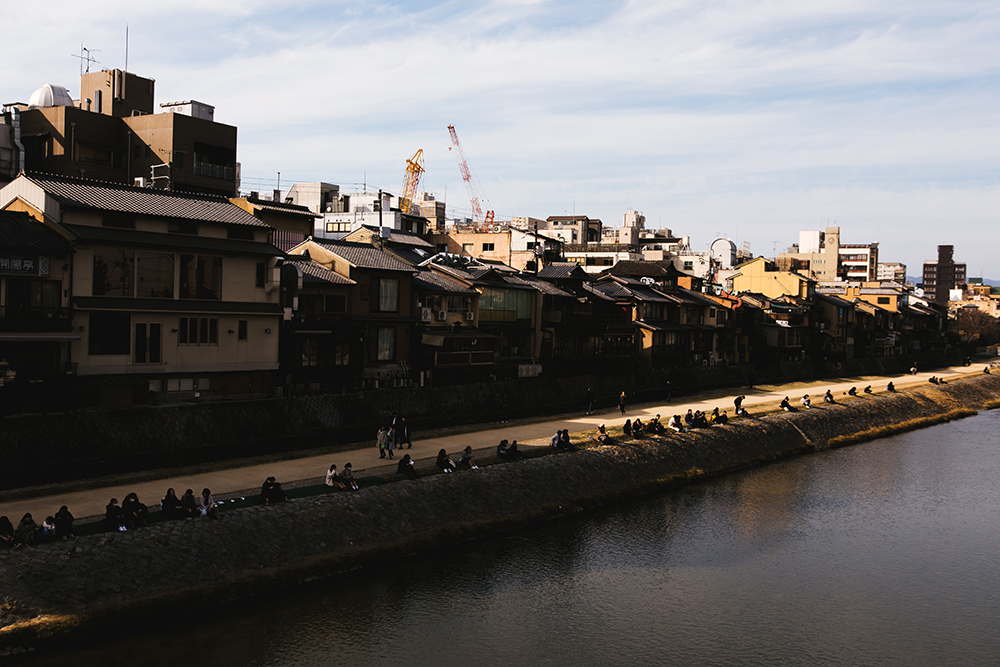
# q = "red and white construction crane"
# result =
<box><xmin>447</xmin><ymin>124</ymin><xmax>494</xmax><ymax>228</ymax></box>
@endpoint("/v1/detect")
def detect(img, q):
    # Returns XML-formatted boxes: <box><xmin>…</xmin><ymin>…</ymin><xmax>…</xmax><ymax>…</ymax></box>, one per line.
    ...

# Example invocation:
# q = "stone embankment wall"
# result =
<box><xmin>1</xmin><ymin>373</ymin><xmax>997</xmax><ymax>650</ymax></box>
<box><xmin>0</xmin><ymin>353</ymin><xmax>958</xmax><ymax>487</ymax></box>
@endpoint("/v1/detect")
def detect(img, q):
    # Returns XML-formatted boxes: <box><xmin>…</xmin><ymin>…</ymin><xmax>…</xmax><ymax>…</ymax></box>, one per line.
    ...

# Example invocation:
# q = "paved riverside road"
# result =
<box><xmin>0</xmin><ymin>362</ymin><xmax>988</xmax><ymax>523</ymax></box>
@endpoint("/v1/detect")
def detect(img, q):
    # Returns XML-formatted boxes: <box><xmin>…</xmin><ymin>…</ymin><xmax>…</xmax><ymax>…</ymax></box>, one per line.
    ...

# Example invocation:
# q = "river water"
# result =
<box><xmin>22</xmin><ymin>410</ymin><xmax>1000</xmax><ymax>666</ymax></box>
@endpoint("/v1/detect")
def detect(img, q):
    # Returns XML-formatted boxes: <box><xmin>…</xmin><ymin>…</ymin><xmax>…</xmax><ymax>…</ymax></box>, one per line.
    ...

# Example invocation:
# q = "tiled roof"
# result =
<box><xmin>312</xmin><ymin>239</ymin><xmax>416</xmax><ymax>272</ymax></box>
<box><xmin>0</xmin><ymin>210</ymin><xmax>71</xmax><ymax>253</ymax></box>
<box><xmin>606</xmin><ymin>260</ymin><xmax>673</xmax><ymax>277</ymax></box>
<box><xmin>413</xmin><ymin>269</ymin><xmax>477</xmax><ymax>294</ymax></box>
<box><xmin>515</xmin><ymin>275</ymin><xmax>574</xmax><ymax>297</ymax></box>
<box><xmin>586</xmin><ymin>281</ymin><xmax>631</xmax><ymax>300</ymax></box>
<box><xmin>284</xmin><ymin>256</ymin><xmax>355</xmax><ymax>285</ymax></box>
<box><xmin>538</xmin><ymin>262</ymin><xmax>586</xmax><ymax>279</ymax></box>
<box><xmin>25</xmin><ymin>173</ymin><xmax>269</xmax><ymax>227</ymax></box>
<box><xmin>244</xmin><ymin>197</ymin><xmax>318</xmax><ymax>218</ymax></box>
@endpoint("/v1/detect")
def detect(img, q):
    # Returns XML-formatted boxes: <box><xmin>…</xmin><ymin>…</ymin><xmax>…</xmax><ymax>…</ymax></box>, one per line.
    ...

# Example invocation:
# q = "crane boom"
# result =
<box><xmin>399</xmin><ymin>149</ymin><xmax>425</xmax><ymax>215</ymax></box>
<box><xmin>447</xmin><ymin>124</ymin><xmax>493</xmax><ymax>227</ymax></box>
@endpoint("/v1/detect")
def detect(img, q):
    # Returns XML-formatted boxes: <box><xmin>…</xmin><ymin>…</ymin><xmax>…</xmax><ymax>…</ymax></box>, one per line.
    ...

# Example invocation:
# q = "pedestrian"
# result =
<box><xmin>400</xmin><ymin>416</ymin><xmax>413</xmax><ymax>448</ymax></box>
<box><xmin>386</xmin><ymin>425</ymin><xmax>396</xmax><ymax>459</ymax></box>
<box><xmin>376</xmin><ymin>425</ymin><xmax>388</xmax><ymax>459</ymax></box>
<box><xmin>734</xmin><ymin>394</ymin><xmax>746</xmax><ymax>415</ymax></box>
<box><xmin>586</xmin><ymin>387</ymin><xmax>595</xmax><ymax>415</ymax></box>
<box><xmin>618</xmin><ymin>390</ymin><xmax>627</xmax><ymax>415</ymax></box>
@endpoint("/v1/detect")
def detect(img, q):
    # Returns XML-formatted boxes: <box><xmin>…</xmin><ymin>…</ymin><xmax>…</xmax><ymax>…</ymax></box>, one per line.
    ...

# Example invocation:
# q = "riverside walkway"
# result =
<box><xmin>0</xmin><ymin>361</ymin><xmax>989</xmax><ymax>523</ymax></box>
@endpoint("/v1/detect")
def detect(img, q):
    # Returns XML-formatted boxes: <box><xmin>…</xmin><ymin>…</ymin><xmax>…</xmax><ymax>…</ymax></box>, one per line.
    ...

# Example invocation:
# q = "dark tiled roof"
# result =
<box><xmin>25</xmin><ymin>173</ymin><xmax>270</xmax><ymax>227</ymax></box>
<box><xmin>244</xmin><ymin>197</ymin><xmax>318</xmax><ymax>218</ymax></box>
<box><xmin>537</xmin><ymin>262</ymin><xmax>586</xmax><ymax>279</ymax></box>
<box><xmin>284</xmin><ymin>256</ymin><xmax>355</xmax><ymax>285</ymax></box>
<box><xmin>607</xmin><ymin>260</ymin><xmax>672</xmax><ymax>277</ymax></box>
<box><xmin>0</xmin><ymin>210</ymin><xmax>71</xmax><ymax>253</ymax></box>
<box><xmin>586</xmin><ymin>281</ymin><xmax>631</xmax><ymax>300</ymax></box>
<box><xmin>312</xmin><ymin>239</ymin><xmax>416</xmax><ymax>273</ymax></box>
<box><xmin>413</xmin><ymin>270</ymin><xmax>477</xmax><ymax>295</ymax></box>
<box><xmin>516</xmin><ymin>275</ymin><xmax>574</xmax><ymax>297</ymax></box>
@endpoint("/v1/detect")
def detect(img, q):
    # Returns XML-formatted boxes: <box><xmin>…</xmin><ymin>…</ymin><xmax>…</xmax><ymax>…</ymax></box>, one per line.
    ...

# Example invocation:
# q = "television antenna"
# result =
<box><xmin>72</xmin><ymin>44</ymin><xmax>101</xmax><ymax>76</ymax></box>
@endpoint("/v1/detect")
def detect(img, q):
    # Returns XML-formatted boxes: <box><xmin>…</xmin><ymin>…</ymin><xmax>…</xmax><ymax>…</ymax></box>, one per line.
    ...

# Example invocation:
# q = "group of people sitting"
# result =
<box><xmin>1</xmin><ymin>506</ymin><xmax>74</xmax><ymax>547</ymax></box>
<box><xmin>325</xmin><ymin>464</ymin><xmax>361</xmax><ymax>491</ymax></box>
<box><xmin>928</xmin><ymin>376</ymin><xmax>949</xmax><ymax>385</ymax></box>
<box><xmin>103</xmin><ymin>492</ymin><xmax>154</xmax><ymax>531</ymax></box>
<box><xmin>159</xmin><ymin>487</ymin><xmax>218</xmax><ymax>520</ymax></box>
<box><xmin>496</xmin><ymin>439</ymin><xmax>523</xmax><ymax>462</ymax></box>
<box><xmin>549</xmin><ymin>429</ymin><xmax>578</xmax><ymax>451</ymax></box>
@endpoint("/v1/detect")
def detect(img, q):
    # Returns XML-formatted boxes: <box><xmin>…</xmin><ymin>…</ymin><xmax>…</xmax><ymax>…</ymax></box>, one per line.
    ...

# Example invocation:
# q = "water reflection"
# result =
<box><xmin>20</xmin><ymin>411</ymin><xmax>1000</xmax><ymax>667</ymax></box>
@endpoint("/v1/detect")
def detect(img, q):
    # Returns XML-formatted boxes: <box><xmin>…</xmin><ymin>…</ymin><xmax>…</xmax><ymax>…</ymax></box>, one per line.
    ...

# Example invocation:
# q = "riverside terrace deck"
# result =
<box><xmin>0</xmin><ymin>360</ymin><xmax>995</xmax><ymax>528</ymax></box>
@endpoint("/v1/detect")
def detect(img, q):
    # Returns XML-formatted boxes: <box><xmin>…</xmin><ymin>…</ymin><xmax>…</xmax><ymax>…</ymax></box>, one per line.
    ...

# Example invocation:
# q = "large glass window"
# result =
<box><xmin>134</xmin><ymin>322</ymin><xmax>162</xmax><ymax>364</ymax></box>
<box><xmin>374</xmin><ymin>278</ymin><xmax>399</xmax><ymax>313</ymax></box>
<box><xmin>179</xmin><ymin>316</ymin><xmax>218</xmax><ymax>345</ymax></box>
<box><xmin>179</xmin><ymin>255</ymin><xmax>223</xmax><ymax>300</ymax></box>
<box><xmin>479</xmin><ymin>288</ymin><xmax>532</xmax><ymax>322</ymax></box>
<box><xmin>93</xmin><ymin>248</ymin><xmax>134</xmax><ymax>297</ymax></box>
<box><xmin>136</xmin><ymin>251</ymin><xmax>174</xmax><ymax>298</ymax></box>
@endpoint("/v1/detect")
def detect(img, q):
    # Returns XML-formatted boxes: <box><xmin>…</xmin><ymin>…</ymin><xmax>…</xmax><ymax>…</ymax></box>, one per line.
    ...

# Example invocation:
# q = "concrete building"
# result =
<box><xmin>431</xmin><ymin>227</ymin><xmax>562</xmax><ymax>272</ymax></box>
<box><xmin>877</xmin><ymin>262</ymin><xmax>907</xmax><ymax>282</ymax></box>
<box><xmin>921</xmin><ymin>245</ymin><xmax>966</xmax><ymax>305</ymax></box>
<box><xmin>8</xmin><ymin>70</ymin><xmax>239</xmax><ymax>197</ymax></box>
<box><xmin>777</xmin><ymin>226</ymin><xmax>879</xmax><ymax>282</ymax></box>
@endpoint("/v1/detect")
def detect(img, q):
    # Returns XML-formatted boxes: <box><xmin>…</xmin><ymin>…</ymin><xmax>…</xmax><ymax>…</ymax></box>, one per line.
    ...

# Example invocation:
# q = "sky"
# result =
<box><xmin>4</xmin><ymin>0</ymin><xmax>999</xmax><ymax>277</ymax></box>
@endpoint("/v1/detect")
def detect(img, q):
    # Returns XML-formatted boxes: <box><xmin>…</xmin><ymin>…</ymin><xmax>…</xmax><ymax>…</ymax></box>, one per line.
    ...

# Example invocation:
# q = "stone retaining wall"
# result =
<box><xmin>0</xmin><ymin>353</ymin><xmax>957</xmax><ymax>488</ymax></box>
<box><xmin>1</xmin><ymin>372</ymin><xmax>997</xmax><ymax>651</ymax></box>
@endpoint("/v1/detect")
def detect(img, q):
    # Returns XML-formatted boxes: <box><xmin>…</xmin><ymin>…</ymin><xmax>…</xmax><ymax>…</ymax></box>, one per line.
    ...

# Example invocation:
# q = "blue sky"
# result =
<box><xmin>5</xmin><ymin>0</ymin><xmax>999</xmax><ymax>277</ymax></box>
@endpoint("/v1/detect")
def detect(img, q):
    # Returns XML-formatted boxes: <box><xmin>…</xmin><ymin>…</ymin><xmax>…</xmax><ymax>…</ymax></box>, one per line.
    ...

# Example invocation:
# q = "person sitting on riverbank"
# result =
<box><xmin>53</xmin><ymin>505</ymin><xmax>74</xmax><ymax>539</ymax></box>
<box><xmin>341</xmin><ymin>464</ymin><xmax>360</xmax><ymax>491</ymax></box>
<box><xmin>0</xmin><ymin>516</ymin><xmax>14</xmax><ymax>546</ymax></box>
<box><xmin>734</xmin><ymin>395</ymin><xmax>747</xmax><ymax>416</ymax></box>
<box><xmin>507</xmin><ymin>440</ymin><xmax>523</xmax><ymax>461</ymax></box>
<box><xmin>326</xmin><ymin>464</ymin><xmax>345</xmax><ymax>491</ymax></box>
<box><xmin>864</xmin><ymin>385</ymin><xmax>873</xmax><ymax>394</ymax></box>
<box><xmin>632</xmin><ymin>418</ymin><xmax>645</xmax><ymax>437</ymax></box>
<box><xmin>684</xmin><ymin>410</ymin><xmax>695</xmax><ymax>426</ymax></box>
<box><xmin>622</xmin><ymin>419</ymin><xmax>632</xmax><ymax>438</ymax></box>
<box><xmin>800</xmin><ymin>395</ymin><xmax>813</xmax><ymax>409</ymax></box>
<box><xmin>710</xmin><ymin>407</ymin><xmax>721</xmax><ymax>422</ymax></box>
<box><xmin>929</xmin><ymin>376</ymin><xmax>939</xmax><ymax>385</ymax></box>
<box><xmin>104</xmin><ymin>499</ymin><xmax>127</xmax><ymax>532</ymax></box>
<box><xmin>985</xmin><ymin>366</ymin><xmax>992</xmax><ymax>374</ymax></box>
<box><xmin>848</xmin><ymin>387</ymin><xmax>858</xmax><ymax>396</ymax></box>
<box><xmin>649</xmin><ymin>415</ymin><xmax>664</xmax><ymax>435</ymax></box>
<box><xmin>823</xmin><ymin>390</ymin><xmax>835</xmax><ymax>404</ymax></box>
<box><xmin>199</xmin><ymin>488</ymin><xmax>219</xmax><ymax>519</ymax></box>
<box><xmin>458</xmin><ymin>446</ymin><xmax>479</xmax><ymax>470</ymax></box>
<box><xmin>886</xmin><ymin>382</ymin><xmax>896</xmax><ymax>392</ymax></box>
<box><xmin>15</xmin><ymin>513</ymin><xmax>38</xmax><ymax>545</ymax></box>
<box><xmin>397</xmin><ymin>454</ymin><xmax>418</xmax><ymax>479</ymax></box>
<box><xmin>436</xmin><ymin>449</ymin><xmax>456</xmax><ymax>473</ymax></box>
<box><xmin>161</xmin><ymin>488</ymin><xmax>190</xmax><ymax>520</ymax></box>
<box><xmin>594</xmin><ymin>424</ymin><xmax>612</xmax><ymax>444</ymax></box>
<box><xmin>39</xmin><ymin>516</ymin><xmax>56</xmax><ymax>542</ymax></box>
<box><xmin>122</xmin><ymin>492</ymin><xmax>149</xmax><ymax>528</ymax></box>
<box><xmin>556</xmin><ymin>429</ymin><xmax>577</xmax><ymax>452</ymax></box>
<box><xmin>668</xmin><ymin>415</ymin><xmax>686</xmax><ymax>432</ymax></box>
<box><xmin>692</xmin><ymin>410</ymin><xmax>710</xmax><ymax>428</ymax></box>
<box><xmin>497</xmin><ymin>439</ymin><xmax>510</xmax><ymax>459</ymax></box>
<box><xmin>550</xmin><ymin>430</ymin><xmax>562</xmax><ymax>447</ymax></box>
<box><xmin>716</xmin><ymin>410</ymin><xmax>729</xmax><ymax>425</ymax></box>
<box><xmin>180</xmin><ymin>489</ymin><xmax>199</xmax><ymax>516</ymax></box>
<box><xmin>261</xmin><ymin>477</ymin><xmax>291</xmax><ymax>505</ymax></box>
<box><xmin>780</xmin><ymin>396</ymin><xmax>796</xmax><ymax>412</ymax></box>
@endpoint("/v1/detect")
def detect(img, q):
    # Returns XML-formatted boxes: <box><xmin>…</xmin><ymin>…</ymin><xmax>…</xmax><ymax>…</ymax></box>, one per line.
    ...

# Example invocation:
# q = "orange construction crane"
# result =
<box><xmin>399</xmin><ymin>149</ymin><xmax>425</xmax><ymax>215</ymax></box>
<box><xmin>447</xmin><ymin>124</ymin><xmax>494</xmax><ymax>228</ymax></box>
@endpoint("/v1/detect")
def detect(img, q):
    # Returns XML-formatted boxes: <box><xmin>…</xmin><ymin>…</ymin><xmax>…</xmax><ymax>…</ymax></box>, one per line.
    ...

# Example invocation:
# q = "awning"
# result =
<box><xmin>0</xmin><ymin>332</ymin><xmax>81</xmax><ymax>341</ymax></box>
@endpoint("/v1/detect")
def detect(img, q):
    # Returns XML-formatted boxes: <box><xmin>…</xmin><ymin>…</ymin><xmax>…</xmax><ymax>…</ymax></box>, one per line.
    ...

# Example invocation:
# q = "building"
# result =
<box><xmin>921</xmin><ymin>245</ymin><xmax>966</xmax><ymax>305</ymax></box>
<box><xmin>777</xmin><ymin>226</ymin><xmax>879</xmax><ymax>282</ymax></box>
<box><xmin>431</xmin><ymin>227</ymin><xmax>562</xmax><ymax>272</ymax></box>
<box><xmin>8</xmin><ymin>70</ymin><xmax>239</xmax><ymax>197</ymax></box>
<box><xmin>0</xmin><ymin>173</ymin><xmax>283</xmax><ymax>406</ymax></box>
<box><xmin>877</xmin><ymin>262</ymin><xmax>907</xmax><ymax>283</ymax></box>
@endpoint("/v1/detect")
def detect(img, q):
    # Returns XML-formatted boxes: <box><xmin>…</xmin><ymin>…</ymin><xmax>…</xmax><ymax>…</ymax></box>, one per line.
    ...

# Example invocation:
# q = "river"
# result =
<box><xmin>19</xmin><ymin>410</ymin><xmax>1000</xmax><ymax>666</ymax></box>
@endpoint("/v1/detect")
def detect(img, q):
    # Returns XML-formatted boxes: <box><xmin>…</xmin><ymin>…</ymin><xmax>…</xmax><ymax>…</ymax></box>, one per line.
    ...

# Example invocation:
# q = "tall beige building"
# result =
<box><xmin>777</xmin><ymin>226</ymin><xmax>878</xmax><ymax>282</ymax></box>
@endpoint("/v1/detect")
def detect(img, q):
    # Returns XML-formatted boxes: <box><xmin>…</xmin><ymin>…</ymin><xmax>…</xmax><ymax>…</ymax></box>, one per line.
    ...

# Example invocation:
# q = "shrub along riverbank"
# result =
<box><xmin>1</xmin><ymin>372</ymin><xmax>998</xmax><ymax>654</ymax></box>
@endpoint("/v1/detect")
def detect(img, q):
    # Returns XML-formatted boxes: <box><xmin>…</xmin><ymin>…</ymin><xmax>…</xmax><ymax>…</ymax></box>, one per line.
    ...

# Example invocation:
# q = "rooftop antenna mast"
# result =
<box><xmin>72</xmin><ymin>44</ymin><xmax>101</xmax><ymax>77</ymax></box>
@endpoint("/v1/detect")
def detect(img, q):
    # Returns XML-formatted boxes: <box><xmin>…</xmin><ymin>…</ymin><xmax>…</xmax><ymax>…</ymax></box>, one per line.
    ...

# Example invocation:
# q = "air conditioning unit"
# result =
<box><xmin>466</xmin><ymin>312</ymin><xmax>475</xmax><ymax>321</ymax></box>
<box><xmin>436</xmin><ymin>310</ymin><xmax>447</xmax><ymax>321</ymax></box>
<box><xmin>134</xmin><ymin>177</ymin><xmax>148</xmax><ymax>187</ymax></box>
<box><xmin>421</xmin><ymin>307</ymin><xmax>432</xmax><ymax>323</ymax></box>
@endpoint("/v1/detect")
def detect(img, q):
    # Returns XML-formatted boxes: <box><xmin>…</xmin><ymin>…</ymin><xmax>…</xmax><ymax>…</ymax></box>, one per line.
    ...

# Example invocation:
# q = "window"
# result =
<box><xmin>179</xmin><ymin>316</ymin><xmax>218</xmax><ymax>345</ymax></box>
<box><xmin>169</xmin><ymin>220</ymin><xmax>198</xmax><ymax>235</ymax></box>
<box><xmin>238</xmin><ymin>319</ymin><xmax>247</xmax><ymax>341</ymax></box>
<box><xmin>77</xmin><ymin>143</ymin><xmax>113</xmax><ymax>166</ymax></box>
<box><xmin>324</xmin><ymin>294</ymin><xmax>347</xmax><ymax>313</ymax></box>
<box><xmin>479</xmin><ymin>288</ymin><xmax>532</xmax><ymax>322</ymax></box>
<box><xmin>301</xmin><ymin>338</ymin><xmax>319</xmax><ymax>367</ymax></box>
<box><xmin>179</xmin><ymin>255</ymin><xmax>223</xmax><ymax>300</ymax></box>
<box><xmin>333</xmin><ymin>343</ymin><xmax>350</xmax><ymax>366</ymax></box>
<box><xmin>93</xmin><ymin>248</ymin><xmax>134</xmax><ymax>297</ymax></box>
<box><xmin>102</xmin><ymin>213</ymin><xmax>135</xmax><ymax>229</ymax></box>
<box><xmin>373</xmin><ymin>277</ymin><xmax>399</xmax><ymax>313</ymax></box>
<box><xmin>462</xmin><ymin>243</ymin><xmax>474</xmax><ymax>254</ymax></box>
<box><xmin>134</xmin><ymin>322</ymin><xmax>162</xmax><ymax>364</ymax></box>
<box><xmin>877</xmin><ymin>296</ymin><xmax>890</xmax><ymax>305</ymax></box>
<box><xmin>370</xmin><ymin>326</ymin><xmax>396</xmax><ymax>361</ymax></box>
<box><xmin>482</xmin><ymin>243</ymin><xmax>495</xmax><ymax>252</ymax></box>
<box><xmin>89</xmin><ymin>312</ymin><xmax>131</xmax><ymax>354</ymax></box>
<box><xmin>136</xmin><ymin>251</ymin><xmax>174</xmax><ymax>298</ymax></box>
<box><xmin>683</xmin><ymin>261</ymin><xmax>694</xmax><ymax>270</ymax></box>
<box><xmin>325</xmin><ymin>221</ymin><xmax>351</xmax><ymax>233</ymax></box>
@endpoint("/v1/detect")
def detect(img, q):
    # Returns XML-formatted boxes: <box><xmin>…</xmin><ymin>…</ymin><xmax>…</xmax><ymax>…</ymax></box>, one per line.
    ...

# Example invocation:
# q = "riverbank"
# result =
<box><xmin>2</xmin><ymin>373</ymin><xmax>998</xmax><ymax>654</ymax></box>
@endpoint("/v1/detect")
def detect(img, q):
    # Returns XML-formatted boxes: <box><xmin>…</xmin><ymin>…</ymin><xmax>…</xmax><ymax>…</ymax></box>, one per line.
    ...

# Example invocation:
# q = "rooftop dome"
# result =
<box><xmin>27</xmin><ymin>83</ymin><xmax>74</xmax><ymax>109</ymax></box>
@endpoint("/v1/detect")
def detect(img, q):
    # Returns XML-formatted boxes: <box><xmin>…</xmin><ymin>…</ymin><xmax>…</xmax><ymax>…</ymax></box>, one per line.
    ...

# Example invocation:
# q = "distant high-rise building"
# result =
<box><xmin>921</xmin><ymin>245</ymin><xmax>966</xmax><ymax>304</ymax></box>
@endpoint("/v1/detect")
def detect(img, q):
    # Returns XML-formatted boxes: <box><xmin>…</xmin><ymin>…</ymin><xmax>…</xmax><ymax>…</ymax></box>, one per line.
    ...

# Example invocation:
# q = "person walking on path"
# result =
<box><xmin>586</xmin><ymin>387</ymin><xmax>595</xmax><ymax>415</ymax></box>
<box><xmin>376</xmin><ymin>426</ymin><xmax>389</xmax><ymax>459</ymax></box>
<box><xmin>618</xmin><ymin>390</ymin><xmax>627</xmax><ymax>415</ymax></box>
